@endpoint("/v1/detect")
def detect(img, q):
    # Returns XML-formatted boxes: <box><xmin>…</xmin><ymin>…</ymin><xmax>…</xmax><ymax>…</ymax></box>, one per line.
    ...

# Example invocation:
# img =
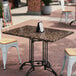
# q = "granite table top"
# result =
<box><xmin>3</xmin><ymin>26</ymin><xmax>73</xmax><ymax>42</ymax></box>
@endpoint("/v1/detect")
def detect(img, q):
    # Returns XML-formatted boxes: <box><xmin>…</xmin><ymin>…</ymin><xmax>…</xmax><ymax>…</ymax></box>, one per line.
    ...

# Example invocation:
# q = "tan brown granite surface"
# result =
<box><xmin>3</xmin><ymin>25</ymin><xmax>73</xmax><ymax>42</ymax></box>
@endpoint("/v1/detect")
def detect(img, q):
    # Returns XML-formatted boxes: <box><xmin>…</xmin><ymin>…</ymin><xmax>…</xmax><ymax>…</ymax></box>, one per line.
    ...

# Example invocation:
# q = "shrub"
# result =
<box><xmin>0</xmin><ymin>3</ymin><xmax>2</xmax><ymax>17</ymax></box>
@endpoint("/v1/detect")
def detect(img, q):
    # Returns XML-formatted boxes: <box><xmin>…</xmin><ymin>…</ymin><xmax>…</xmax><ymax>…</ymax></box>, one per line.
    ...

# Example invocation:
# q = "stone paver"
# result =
<box><xmin>0</xmin><ymin>2</ymin><xmax>76</xmax><ymax>76</ymax></box>
<box><xmin>11</xmin><ymin>5</ymin><xmax>62</xmax><ymax>25</ymax></box>
<box><xmin>1</xmin><ymin>19</ymin><xmax>76</xmax><ymax>76</ymax></box>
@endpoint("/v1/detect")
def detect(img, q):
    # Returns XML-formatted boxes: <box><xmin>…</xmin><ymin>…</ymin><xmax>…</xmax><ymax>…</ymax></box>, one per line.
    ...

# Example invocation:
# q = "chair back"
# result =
<box><xmin>60</xmin><ymin>0</ymin><xmax>65</xmax><ymax>11</ymax></box>
<box><xmin>0</xmin><ymin>18</ymin><xmax>3</xmax><ymax>39</ymax></box>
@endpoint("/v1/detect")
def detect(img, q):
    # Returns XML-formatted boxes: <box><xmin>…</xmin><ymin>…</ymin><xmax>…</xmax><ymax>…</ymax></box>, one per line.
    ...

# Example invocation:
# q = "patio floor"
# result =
<box><xmin>0</xmin><ymin>2</ymin><xmax>76</xmax><ymax>76</ymax></box>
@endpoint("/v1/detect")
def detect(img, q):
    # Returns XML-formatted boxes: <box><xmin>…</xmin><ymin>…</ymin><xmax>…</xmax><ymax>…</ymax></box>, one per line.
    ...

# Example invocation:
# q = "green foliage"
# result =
<box><xmin>0</xmin><ymin>3</ymin><xmax>2</xmax><ymax>17</ymax></box>
<box><xmin>41</xmin><ymin>0</ymin><xmax>52</xmax><ymax>6</ymax></box>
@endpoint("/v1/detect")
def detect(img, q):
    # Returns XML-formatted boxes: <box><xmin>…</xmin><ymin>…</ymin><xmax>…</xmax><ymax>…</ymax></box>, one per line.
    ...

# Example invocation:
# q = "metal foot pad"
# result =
<box><xmin>19</xmin><ymin>62</ymin><xmax>30</xmax><ymax>70</ymax></box>
<box><xmin>26</xmin><ymin>67</ymin><xmax>35</xmax><ymax>76</ymax></box>
<box><xmin>44</xmin><ymin>61</ymin><xmax>57</xmax><ymax>76</ymax></box>
<box><xmin>19</xmin><ymin>61</ymin><xmax>57</xmax><ymax>76</ymax></box>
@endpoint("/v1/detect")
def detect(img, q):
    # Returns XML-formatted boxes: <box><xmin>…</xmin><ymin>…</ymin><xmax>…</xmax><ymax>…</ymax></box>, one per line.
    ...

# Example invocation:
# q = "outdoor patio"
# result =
<box><xmin>0</xmin><ymin>0</ymin><xmax>76</xmax><ymax>76</ymax></box>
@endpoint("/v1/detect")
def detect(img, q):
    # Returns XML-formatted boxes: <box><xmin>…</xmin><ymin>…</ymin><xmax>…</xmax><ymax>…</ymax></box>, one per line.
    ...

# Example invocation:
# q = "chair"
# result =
<box><xmin>60</xmin><ymin>48</ymin><xmax>76</xmax><ymax>76</ymax></box>
<box><xmin>0</xmin><ymin>18</ymin><xmax>21</xmax><ymax>69</ymax></box>
<box><xmin>60</xmin><ymin>10</ymin><xmax>73</xmax><ymax>24</ymax></box>
<box><xmin>60</xmin><ymin>0</ymin><xmax>73</xmax><ymax>23</ymax></box>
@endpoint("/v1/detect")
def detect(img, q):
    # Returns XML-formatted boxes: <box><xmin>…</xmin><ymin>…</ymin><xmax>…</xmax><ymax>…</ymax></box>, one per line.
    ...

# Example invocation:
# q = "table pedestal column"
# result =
<box><xmin>20</xmin><ymin>39</ymin><xmax>57</xmax><ymax>76</ymax></box>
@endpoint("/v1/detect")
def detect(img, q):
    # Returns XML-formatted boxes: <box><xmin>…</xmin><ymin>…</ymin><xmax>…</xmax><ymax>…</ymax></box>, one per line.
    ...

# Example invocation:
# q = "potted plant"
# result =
<box><xmin>41</xmin><ymin>0</ymin><xmax>52</xmax><ymax>15</ymax></box>
<box><xmin>71</xmin><ymin>0</ymin><xmax>76</xmax><ymax>2</ymax></box>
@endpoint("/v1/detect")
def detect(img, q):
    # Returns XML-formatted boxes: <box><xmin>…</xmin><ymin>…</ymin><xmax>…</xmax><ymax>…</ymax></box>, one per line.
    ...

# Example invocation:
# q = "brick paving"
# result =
<box><xmin>0</xmin><ymin>19</ymin><xmax>76</xmax><ymax>76</ymax></box>
<box><xmin>0</xmin><ymin>2</ymin><xmax>76</xmax><ymax>76</ymax></box>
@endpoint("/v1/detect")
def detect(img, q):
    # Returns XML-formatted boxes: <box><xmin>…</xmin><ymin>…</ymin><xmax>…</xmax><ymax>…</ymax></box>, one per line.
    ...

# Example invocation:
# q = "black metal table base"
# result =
<box><xmin>20</xmin><ymin>39</ymin><xmax>57</xmax><ymax>76</ymax></box>
<box><xmin>20</xmin><ymin>61</ymin><xmax>57</xmax><ymax>76</ymax></box>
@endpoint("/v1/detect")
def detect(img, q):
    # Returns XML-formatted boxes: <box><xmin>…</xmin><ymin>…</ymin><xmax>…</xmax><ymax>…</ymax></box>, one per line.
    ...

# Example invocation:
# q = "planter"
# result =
<box><xmin>41</xmin><ymin>6</ymin><xmax>51</xmax><ymax>15</ymax></box>
<box><xmin>9</xmin><ymin>2</ymin><xmax>15</xmax><ymax>8</ymax></box>
<box><xmin>71</xmin><ymin>0</ymin><xmax>76</xmax><ymax>2</ymax></box>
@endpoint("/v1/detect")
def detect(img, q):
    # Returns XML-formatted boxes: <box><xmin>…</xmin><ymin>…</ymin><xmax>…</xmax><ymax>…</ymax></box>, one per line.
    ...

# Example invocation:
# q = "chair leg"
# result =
<box><xmin>60</xmin><ymin>55</ymin><xmax>66</xmax><ymax>76</ymax></box>
<box><xmin>65</xmin><ymin>12</ymin><xmax>68</xmax><ymax>24</ymax></box>
<box><xmin>60</xmin><ymin>13</ymin><xmax>63</xmax><ymax>22</ymax></box>
<box><xmin>15</xmin><ymin>43</ymin><xmax>21</xmax><ymax>64</ymax></box>
<box><xmin>67</xmin><ymin>58</ymin><xmax>74</xmax><ymax>76</ymax></box>
<box><xmin>2</xmin><ymin>47</ymin><xmax>8</xmax><ymax>69</ymax></box>
<box><xmin>72</xmin><ymin>12</ymin><xmax>75</xmax><ymax>20</ymax></box>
